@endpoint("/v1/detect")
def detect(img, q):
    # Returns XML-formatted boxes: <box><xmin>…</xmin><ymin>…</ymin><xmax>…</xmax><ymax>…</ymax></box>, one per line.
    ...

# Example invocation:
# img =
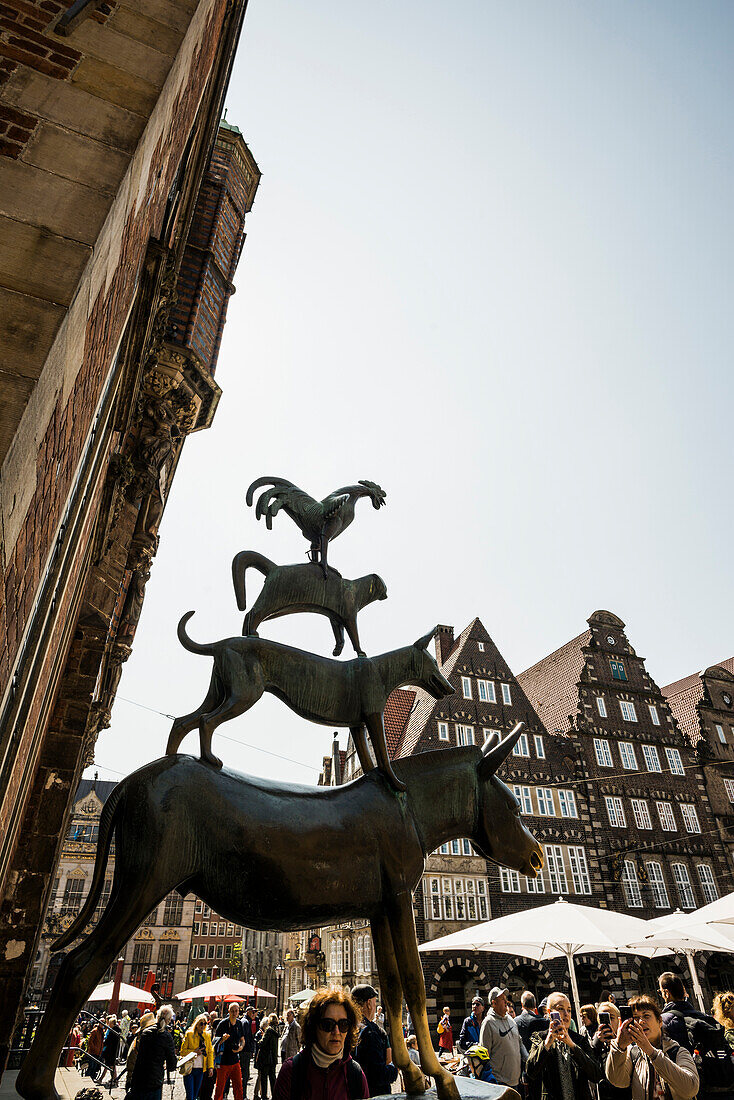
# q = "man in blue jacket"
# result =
<box><xmin>458</xmin><ymin>997</ymin><xmax>486</xmax><ymax>1053</ymax></box>
<box><xmin>352</xmin><ymin>985</ymin><xmax>399</xmax><ymax>1098</ymax></box>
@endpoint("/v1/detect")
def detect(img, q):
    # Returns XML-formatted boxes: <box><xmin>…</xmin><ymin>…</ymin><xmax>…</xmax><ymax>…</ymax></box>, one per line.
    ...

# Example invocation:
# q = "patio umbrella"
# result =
<box><xmin>87</xmin><ymin>980</ymin><xmax>156</xmax><ymax>1004</ymax></box>
<box><xmin>418</xmin><ymin>897</ymin><xmax>668</xmax><ymax>1022</ymax></box>
<box><xmin>677</xmin><ymin>889</ymin><xmax>734</xmax><ymax>927</ymax></box>
<box><xmin>622</xmin><ymin>910</ymin><xmax>734</xmax><ymax>1010</ymax></box>
<box><xmin>176</xmin><ymin>976</ymin><xmax>277</xmax><ymax>1002</ymax></box>
<box><xmin>288</xmin><ymin>988</ymin><xmax>316</xmax><ymax>1004</ymax></box>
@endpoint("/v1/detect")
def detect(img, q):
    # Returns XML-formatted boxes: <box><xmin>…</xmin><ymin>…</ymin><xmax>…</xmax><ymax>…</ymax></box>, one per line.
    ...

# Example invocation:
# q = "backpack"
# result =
<box><xmin>289</xmin><ymin>1050</ymin><xmax>365</xmax><ymax>1100</ymax></box>
<box><xmin>667</xmin><ymin>1012</ymin><xmax>734</xmax><ymax>1096</ymax></box>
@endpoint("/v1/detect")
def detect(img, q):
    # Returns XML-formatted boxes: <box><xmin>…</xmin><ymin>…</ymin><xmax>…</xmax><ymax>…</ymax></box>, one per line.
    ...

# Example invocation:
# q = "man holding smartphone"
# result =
<box><xmin>526</xmin><ymin>992</ymin><xmax>603</xmax><ymax>1099</ymax></box>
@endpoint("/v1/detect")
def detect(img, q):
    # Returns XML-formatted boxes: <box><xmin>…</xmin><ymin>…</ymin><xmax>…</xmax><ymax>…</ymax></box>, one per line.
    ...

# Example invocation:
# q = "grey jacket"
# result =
<box><xmin>479</xmin><ymin>1010</ymin><xmax>528</xmax><ymax>1086</ymax></box>
<box><xmin>280</xmin><ymin>1020</ymin><xmax>301</xmax><ymax>1061</ymax></box>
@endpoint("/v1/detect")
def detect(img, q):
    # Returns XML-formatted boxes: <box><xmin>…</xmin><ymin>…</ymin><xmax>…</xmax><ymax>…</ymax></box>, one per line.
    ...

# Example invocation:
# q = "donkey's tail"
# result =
<box><xmin>177</xmin><ymin>611</ymin><xmax>216</xmax><ymax>655</ymax></box>
<box><xmin>231</xmin><ymin>550</ymin><xmax>275</xmax><ymax>612</ymax></box>
<box><xmin>52</xmin><ymin>781</ymin><xmax>126</xmax><ymax>950</ymax></box>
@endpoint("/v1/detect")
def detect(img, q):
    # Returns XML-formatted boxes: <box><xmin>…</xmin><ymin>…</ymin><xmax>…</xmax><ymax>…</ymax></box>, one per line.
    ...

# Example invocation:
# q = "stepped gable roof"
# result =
<box><xmin>384</xmin><ymin>689</ymin><xmax>416</xmax><ymax>755</ymax></box>
<box><xmin>74</xmin><ymin>777</ymin><xmax>117</xmax><ymax>805</ymax></box>
<box><xmin>662</xmin><ymin>658</ymin><xmax>734</xmax><ymax>745</ymax></box>
<box><xmin>518</xmin><ymin>629</ymin><xmax>591</xmax><ymax>735</ymax></box>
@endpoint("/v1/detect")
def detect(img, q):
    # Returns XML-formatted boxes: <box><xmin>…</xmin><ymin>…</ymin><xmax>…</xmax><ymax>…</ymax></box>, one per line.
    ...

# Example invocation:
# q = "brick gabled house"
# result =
<box><xmin>519</xmin><ymin>611</ymin><xmax>730</xmax><ymax>927</ymax></box>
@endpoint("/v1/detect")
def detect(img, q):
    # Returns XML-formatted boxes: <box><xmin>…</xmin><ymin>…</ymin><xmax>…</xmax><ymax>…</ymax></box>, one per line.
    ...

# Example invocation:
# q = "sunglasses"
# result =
<box><xmin>318</xmin><ymin>1018</ymin><xmax>349</xmax><ymax>1034</ymax></box>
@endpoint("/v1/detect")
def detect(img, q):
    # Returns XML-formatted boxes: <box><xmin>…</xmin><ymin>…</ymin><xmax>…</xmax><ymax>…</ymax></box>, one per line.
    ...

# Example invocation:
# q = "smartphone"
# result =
<box><xmin>619</xmin><ymin>1006</ymin><xmax>633</xmax><ymax>1022</ymax></box>
<box><xmin>550</xmin><ymin>1011</ymin><xmax>561</xmax><ymax>1024</ymax></box>
<box><xmin>599</xmin><ymin>1012</ymin><xmax>610</xmax><ymax>1027</ymax></box>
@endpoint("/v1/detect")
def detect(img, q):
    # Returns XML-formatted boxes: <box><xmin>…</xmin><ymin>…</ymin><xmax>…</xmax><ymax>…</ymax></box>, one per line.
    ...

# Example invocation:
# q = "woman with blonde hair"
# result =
<box><xmin>179</xmin><ymin>1013</ymin><xmax>215</xmax><ymax>1100</ymax></box>
<box><xmin>713</xmin><ymin>991</ymin><xmax>734</xmax><ymax>1050</ymax></box>
<box><xmin>254</xmin><ymin>1013</ymin><xmax>280</xmax><ymax>1100</ymax></box>
<box><xmin>274</xmin><ymin>989</ymin><xmax>368</xmax><ymax>1100</ymax></box>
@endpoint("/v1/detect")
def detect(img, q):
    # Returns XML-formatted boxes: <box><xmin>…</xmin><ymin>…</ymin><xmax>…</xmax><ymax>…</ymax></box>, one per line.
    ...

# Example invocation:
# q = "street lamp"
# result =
<box><xmin>275</xmin><ymin>963</ymin><xmax>284</xmax><ymax>1015</ymax></box>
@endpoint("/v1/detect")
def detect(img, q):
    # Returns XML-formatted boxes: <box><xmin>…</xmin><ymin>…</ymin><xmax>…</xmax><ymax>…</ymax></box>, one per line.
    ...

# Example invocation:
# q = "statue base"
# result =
<box><xmin>372</xmin><ymin>1079</ymin><xmax>520</xmax><ymax>1100</ymax></box>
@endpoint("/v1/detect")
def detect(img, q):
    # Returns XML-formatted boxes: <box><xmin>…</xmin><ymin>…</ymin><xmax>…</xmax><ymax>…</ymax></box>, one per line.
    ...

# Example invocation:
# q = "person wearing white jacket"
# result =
<box><xmin>605</xmin><ymin>996</ymin><xmax>699</xmax><ymax>1100</ymax></box>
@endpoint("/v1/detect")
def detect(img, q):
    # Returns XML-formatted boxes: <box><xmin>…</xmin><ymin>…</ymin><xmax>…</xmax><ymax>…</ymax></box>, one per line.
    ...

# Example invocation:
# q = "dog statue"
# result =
<box><xmin>166</xmin><ymin>616</ymin><xmax>453</xmax><ymax>790</ymax></box>
<box><xmin>231</xmin><ymin>550</ymin><xmax>387</xmax><ymax>656</ymax></box>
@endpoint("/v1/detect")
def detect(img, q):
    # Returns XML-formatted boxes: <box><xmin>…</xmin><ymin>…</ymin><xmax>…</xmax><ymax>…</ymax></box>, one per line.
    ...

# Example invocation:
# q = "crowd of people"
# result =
<box><xmin>60</xmin><ymin>971</ymin><xmax>734</xmax><ymax>1100</ymax></box>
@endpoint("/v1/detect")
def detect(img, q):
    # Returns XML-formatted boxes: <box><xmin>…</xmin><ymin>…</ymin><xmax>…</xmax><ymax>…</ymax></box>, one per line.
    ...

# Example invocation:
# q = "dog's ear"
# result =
<box><xmin>414</xmin><ymin>627</ymin><xmax>437</xmax><ymax>651</ymax></box>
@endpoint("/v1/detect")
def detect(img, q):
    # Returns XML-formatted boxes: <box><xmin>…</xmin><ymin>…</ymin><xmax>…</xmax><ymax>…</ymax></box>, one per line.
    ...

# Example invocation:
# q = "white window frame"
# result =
<box><xmin>544</xmin><ymin>845</ymin><xmax>568</xmax><ymax>893</ymax></box>
<box><xmin>477</xmin><ymin>680</ymin><xmax>496</xmax><ymax>704</ymax></box>
<box><xmin>631</xmin><ymin>799</ymin><xmax>652</xmax><ymax>829</ymax></box>
<box><xmin>478</xmin><ymin>642</ymin><xmax>484</xmax><ymax>652</ymax></box>
<box><xmin>649</xmin><ymin>705</ymin><xmax>661</xmax><ymax>726</ymax></box>
<box><xmin>596</xmin><ymin>696</ymin><xmax>607</xmax><ymax>718</ymax></box>
<box><xmin>501</xmin><ymin>683</ymin><xmax>512</xmax><ymax>705</ymax></box>
<box><xmin>681</xmin><ymin>803</ymin><xmax>701</xmax><ymax>833</ymax></box>
<box><xmin>537</xmin><ymin>788</ymin><xmax>556</xmax><ymax>816</ymax></box>
<box><xmin>527</xmin><ymin>869</ymin><xmax>546</xmax><ymax>893</ymax></box>
<box><xmin>672</xmin><ymin>863</ymin><xmax>696</xmax><ymax>909</ymax></box>
<box><xmin>619</xmin><ymin>742</ymin><xmax>638</xmax><ymax>770</ymax></box>
<box><xmin>558</xmin><ymin>789</ymin><xmax>578</xmax><ymax>818</ymax></box>
<box><xmin>656</xmin><ymin>801</ymin><xmax>677</xmax><ymax>831</ymax></box>
<box><xmin>605</xmin><ymin>795</ymin><xmax>626</xmax><ymax>828</ymax></box>
<box><xmin>512</xmin><ymin>734</ymin><xmax>530</xmax><ymax>757</ymax></box>
<box><xmin>534</xmin><ymin>735</ymin><xmax>545</xmax><ymax>759</ymax></box>
<box><xmin>620</xmin><ymin>700</ymin><xmax>638</xmax><ymax>723</ymax></box>
<box><xmin>438</xmin><ymin>721</ymin><xmax>449</xmax><ymax>741</ymax></box>
<box><xmin>568</xmin><ymin>847</ymin><xmax>591</xmax><ymax>895</ymax></box>
<box><xmin>483</xmin><ymin>728</ymin><xmax>501</xmax><ymax>748</ymax></box>
<box><xmin>646</xmin><ymin>862</ymin><xmax>670</xmax><ymax>908</ymax></box>
<box><xmin>642</xmin><ymin>744</ymin><xmax>662</xmax><ymax>772</ymax></box>
<box><xmin>622</xmin><ymin>861</ymin><xmax>643</xmax><ymax>907</ymax></box>
<box><xmin>500</xmin><ymin>868</ymin><xmax>521</xmax><ymax>893</ymax></box>
<box><xmin>697</xmin><ymin>865</ymin><xmax>718</xmax><ymax>904</ymax></box>
<box><xmin>513</xmin><ymin>785</ymin><xmax>533</xmax><ymax>815</ymax></box>
<box><xmin>716</xmin><ymin>724</ymin><xmax>726</xmax><ymax>744</ymax></box>
<box><xmin>594</xmin><ymin>738</ymin><xmax>613</xmax><ymax>768</ymax></box>
<box><xmin>456</xmin><ymin>723</ymin><xmax>475</xmax><ymax>747</ymax></box>
<box><xmin>461</xmin><ymin>677</ymin><xmax>472</xmax><ymax>700</ymax></box>
<box><xmin>723</xmin><ymin>778</ymin><xmax>734</xmax><ymax>804</ymax></box>
<box><xmin>664</xmin><ymin>747</ymin><xmax>684</xmax><ymax>775</ymax></box>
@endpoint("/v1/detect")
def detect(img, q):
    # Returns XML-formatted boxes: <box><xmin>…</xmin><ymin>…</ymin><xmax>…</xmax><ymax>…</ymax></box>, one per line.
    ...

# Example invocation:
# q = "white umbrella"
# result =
<box><xmin>288</xmin><ymin>988</ymin><xmax>316</xmax><ymax>1004</ymax></box>
<box><xmin>175</xmin><ymin>976</ymin><xmax>276</xmax><ymax>1001</ymax></box>
<box><xmin>418</xmin><ymin>897</ymin><xmax>668</xmax><ymax>1022</ymax></box>
<box><xmin>677</xmin><ymin>889</ymin><xmax>734</xmax><ymax>927</ymax></box>
<box><xmin>87</xmin><ymin>980</ymin><xmax>156</xmax><ymax>1004</ymax></box>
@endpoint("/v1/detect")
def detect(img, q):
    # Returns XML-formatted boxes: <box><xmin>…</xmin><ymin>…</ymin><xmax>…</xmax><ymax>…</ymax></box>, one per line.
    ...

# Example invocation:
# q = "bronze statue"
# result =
<box><xmin>231</xmin><ymin>550</ymin><xmax>387</xmax><ymax>655</ymax></box>
<box><xmin>245</xmin><ymin>477</ymin><xmax>386</xmax><ymax>576</ymax></box>
<box><xmin>16</xmin><ymin>728</ymin><xmax>542</xmax><ymax>1100</ymax></box>
<box><xmin>165</xmin><ymin>616</ymin><xmax>451</xmax><ymax>790</ymax></box>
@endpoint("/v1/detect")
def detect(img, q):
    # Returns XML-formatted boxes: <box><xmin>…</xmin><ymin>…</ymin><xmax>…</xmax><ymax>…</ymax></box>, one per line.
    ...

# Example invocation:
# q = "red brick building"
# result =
<box><xmin>0</xmin><ymin>0</ymin><xmax>259</xmax><ymax>1070</ymax></box>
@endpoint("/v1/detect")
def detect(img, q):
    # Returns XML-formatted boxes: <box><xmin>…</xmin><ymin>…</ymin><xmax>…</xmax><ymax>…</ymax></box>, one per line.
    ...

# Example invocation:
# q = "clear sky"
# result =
<box><xmin>90</xmin><ymin>0</ymin><xmax>734</xmax><ymax>787</ymax></box>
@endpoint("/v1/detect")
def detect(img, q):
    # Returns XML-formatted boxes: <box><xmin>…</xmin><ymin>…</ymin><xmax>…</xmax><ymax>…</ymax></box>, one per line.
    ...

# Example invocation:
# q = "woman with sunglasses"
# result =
<box><xmin>274</xmin><ymin>990</ymin><xmax>368</xmax><ymax>1100</ymax></box>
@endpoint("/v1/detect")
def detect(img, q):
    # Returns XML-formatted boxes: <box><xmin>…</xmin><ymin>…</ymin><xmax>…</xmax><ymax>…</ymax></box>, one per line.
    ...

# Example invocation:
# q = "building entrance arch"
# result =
<box><xmin>498</xmin><ymin>957</ymin><xmax>554</xmax><ymax>1003</ymax></box>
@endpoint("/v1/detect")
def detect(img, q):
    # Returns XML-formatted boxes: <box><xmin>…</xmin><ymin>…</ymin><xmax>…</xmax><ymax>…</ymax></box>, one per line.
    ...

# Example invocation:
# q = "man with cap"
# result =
<box><xmin>458</xmin><ymin>997</ymin><xmax>486</xmax><ymax>1053</ymax></box>
<box><xmin>479</xmin><ymin>986</ymin><xmax>528</xmax><ymax>1092</ymax></box>
<box><xmin>352</xmin><ymin>985</ymin><xmax>399</xmax><ymax>1098</ymax></box>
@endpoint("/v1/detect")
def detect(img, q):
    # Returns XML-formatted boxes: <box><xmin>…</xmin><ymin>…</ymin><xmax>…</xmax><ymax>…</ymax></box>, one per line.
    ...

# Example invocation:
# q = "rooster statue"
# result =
<box><xmin>245</xmin><ymin>477</ymin><xmax>387</xmax><ymax>575</ymax></box>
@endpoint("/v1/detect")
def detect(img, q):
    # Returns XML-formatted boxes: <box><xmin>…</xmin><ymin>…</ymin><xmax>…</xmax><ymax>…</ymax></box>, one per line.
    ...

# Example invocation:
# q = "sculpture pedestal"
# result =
<box><xmin>372</xmin><ymin>1079</ymin><xmax>520</xmax><ymax>1100</ymax></box>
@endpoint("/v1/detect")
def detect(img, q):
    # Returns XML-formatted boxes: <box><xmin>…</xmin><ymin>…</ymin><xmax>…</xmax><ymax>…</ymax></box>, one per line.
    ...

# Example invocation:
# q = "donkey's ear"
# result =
<box><xmin>414</xmin><ymin>627</ymin><xmax>437</xmax><ymax>651</ymax></box>
<box><xmin>478</xmin><ymin>722</ymin><xmax>525</xmax><ymax>777</ymax></box>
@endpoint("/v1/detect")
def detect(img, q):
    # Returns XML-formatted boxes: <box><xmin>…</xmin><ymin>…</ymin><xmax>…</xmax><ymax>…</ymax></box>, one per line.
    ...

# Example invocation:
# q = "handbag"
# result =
<box><xmin>177</xmin><ymin>1053</ymin><xmax>196</xmax><ymax>1077</ymax></box>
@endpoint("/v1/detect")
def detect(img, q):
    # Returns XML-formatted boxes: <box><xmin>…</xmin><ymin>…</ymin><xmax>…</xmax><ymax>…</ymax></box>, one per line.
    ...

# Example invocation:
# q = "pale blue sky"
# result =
<box><xmin>91</xmin><ymin>1</ymin><xmax>734</xmax><ymax>785</ymax></box>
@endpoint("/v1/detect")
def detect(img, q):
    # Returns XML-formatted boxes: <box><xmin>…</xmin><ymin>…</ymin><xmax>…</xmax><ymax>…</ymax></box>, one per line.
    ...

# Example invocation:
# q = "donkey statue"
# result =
<box><xmin>17</xmin><ymin>725</ymin><xmax>542</xmax><ymax>1100</ymax></box>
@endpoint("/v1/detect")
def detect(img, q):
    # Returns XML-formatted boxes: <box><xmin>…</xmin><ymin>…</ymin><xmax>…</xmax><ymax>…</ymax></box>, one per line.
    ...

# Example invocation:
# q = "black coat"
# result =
<box><xmin>516</xmin><ymin>1011</ymin><xmax>548</xmax><ymax>1049</ymax></box>
<box><xmin>256</xmin><ymin>1027</ymin><xmax>278</xmax><ymax>1071</ymax></box>
<box><xmin>526</xmin><ymin>1030</ymin><xmax>603</xmax><ymax>1100</ymax></box>
<box><xmin>129</xmin><ymin>1026</ymin><xmax>177</xmax><ymax>1092</ymax></box>
<box><xmin>588</xmin><ymin>1033</ymin><xmax>631</xmax><ymax>1100</ymax></box>
<box><xmin>354</xmin><ymin>1020</ymin><xmax>398</xmax><ymax>1098</ymax></box>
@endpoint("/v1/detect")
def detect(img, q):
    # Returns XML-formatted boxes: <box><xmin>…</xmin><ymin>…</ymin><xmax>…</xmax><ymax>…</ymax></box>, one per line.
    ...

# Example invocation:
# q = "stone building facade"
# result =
<box><xmin>0</xmin><ymin>0</ymin><xmax>259</xmax><ymax>1062</ymax></box>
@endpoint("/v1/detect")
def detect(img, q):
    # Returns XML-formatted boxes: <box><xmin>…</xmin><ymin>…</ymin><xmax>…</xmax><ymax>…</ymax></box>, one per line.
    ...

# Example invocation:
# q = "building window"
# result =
<box><xmin>568</xmin><ymin>847</ymin><xmax>591</xmax><ymax>895</ymax></box>
<box><xmin>60</xmin><ymin>877</ymin><xmax>85</xmax><ymax>917</ymax></box>
<box><xmin>631</xmin><ymin>800</ymin><xmax>652</xmax><ymax>829</ymax></box>
<box><xmin>594</xmin><ymin>739</ymin><xmax>613</xmax><ymax>767</ymax></box>
<box><xmin>425</xmin><ymin>876</ymin><xmax>489</xmax><ymax>920</ymax></box>
<box><xmin>605</xmin><ymin>796</ymin><xmax>626</xmax><ymax>828</ymax></box>
<box><xmin>201</xmin><ymin>922</ymin><xmax>208</xmax><ymax>936</ymax></box>
<box><xmin>558</xmin><ymin>790</ymin><xmax>578</xmax><ymax>818</ymax></box>
<box><xmin>596</xmin><ymin>696</ymin><xmax>607</xmax><ymax>718</ymax></box>
<box><xmin>611</xmin><ymin>660</ymin><xmax>628</xmax><ymax>681</ymax></box>
<box><xmin>680</xmin><ymin>804</ymin><xmax>701</xmax><ymax>833</ymax></box>
<box><xmin>513</xmin><ymin>786</ymin><xmax>532</xmax><ymax>815</ymax></box>
<box><xmin>462</xmin><ymin>838</ymin><xmax>472</xmax><ymax>855</ymax></box>
<box><xmin>216</xmin><ymin>944</ymin><xmax>224</xmax><ymax>959</ymax></box>
<box><xmin>191</xmin><ymin>944</ymin><xmax>198</xmax><ymax>960</ymax></box>
<box><xmin>483</xmin><ymin>728</ymin><xmax>501</xmax><ymax>748</ymax></box>
<box><xmin>478</xmin><ymin>642</ymin><xmax>484</xmax><ymax>652</ymax></box>
<box><xmin>227</xmin><ymin>924</ymin><xmax>234</xmax><ymax>936</ymax></box>
<box><xmin>672</xmin><ymin>864</ymin><xmax>696</xmax><ymax>909</ymax></box>
<box><xmin>642</xmin><ymin>745</ymin><xmax>662</xmax><ymax>772</ymax></box>
<box><xmin>196</xmin><ymin>901</ymin><xmax>203</xmax><ymax>913</ymax></box>
<box><xmin>478</xmin><ymin>680</ymin><xmax>496</xmax><ymax>703</ymax></box>
<box><xmin>649</xmin><ymin>705</ymin><xmax>661</xmax><ymax>726</ymax></box>
<box><xmin>344</xmin><ymin>938</ymin><xmax>351</xmax><ymax>971</ymax></box>
<box><xmin>620</xmin><ymin>700</ymin><xmax>638</xmax><ymax>723</ymax></box>
<box><xmin>224</xmin><ymin>945</ymin><xmax>232</xmax><ymax>959</ymax></box>
<box><xmin>646</xmin><ymin>862</ymin><xmax>670</xmax><ymax>908</ymax></box>
<box><xmin>131</xmin><ymin>942</ymin><xmax>153</xmax><ymax>985</ymax></box>
<box><xmin>716</xmin><ymin>724</ymin><xmax>727</xmax><ymax>744</ymax></box>
<box><xmin>619</xmin><ymin>742</ymin><xmax>638</xmax><ymax>770</ymax></box>
<box><xmin>512</xmin><ymin>734</ymin><xmax>530</xmax><ymax>757</ymax></box>
<box><xmin>534</xmin><ymin>735</ymin><xmax>545</xmax><ymax>759</ymax></box>
<box><xmin>456</xmin><ymin>724</ymin><xmax>475</xmax><ymax>746</ymax></box>
<box><xmin>450</xmin><ymin>839</ymin><xmax>461</xmax><ymax>855</ymax></box>
<box><xmin>501</xmin><ymin>683</ymin><xmax>512</xmax><ymax>705</ymax></box>
<box><xmin>336</xmin><ymin>938</ymin><xmax>343</xmax><ymax>970</ymax></box>
<box><xmin>207</xmin><ymin>944</ymin><xmax>215</xmax><ymax>959</ymax></box>
<box><xmin>218</xmin><ymin>922</ymin><xmax>225</xmax><ymax>935</ymax></box>
<box><xmin>656</xmin><ymin>801</ymin><xmax>677</xmax><ymax>831</ymax></box>
<box><xmin>723</xmin><ymin>779</ymin><xmax>734</xmax><ymax>803</ymax></box>
<box><xmin>537</xmin><ymin>788</ymin><xmax>556</xmax><ymax>816</ymax></box>
<box><xmin>193</xmin><ymin>922</ymin><xmax>200</xmax><ymax>936</ymax></box>
<box><xmin>527</xmin><ymin>871</ymin><xmax>545</xmax><ymax>893</ymax></box>
<box><xmin>501</xmin><ymin>868</ymin><xmax>521</xmax><ymax>893</ymax></box>
<box><xmin>93</xmin><ymin>878</ymin><xmax>112</xmax><ymax>921</ymax></box>
<box><xmin>544</xmin><ymin>845</ymin><xmax>568</xmax><ymax>894</ymax></box>
<box><xmin>697</xmin><ymin>865</ymin><xmax>718</xmax><ymax>904</ymax></box>
<box><xmin>622</xmin><ymin>861</ymin><xmax>643</xmax><ymax>907</ymax></box>
<box><xmin>665</xmin><ymin>747</ymin><xmax>685</xmax><ymax>775</ymax></box>
<box><xmin>364</xmin><ymin>935</ymin><xmax>372</xmax><ymax>969</ymax></box>
<box><xmin>356</xmin><ymin>935</ymin><xmax>364</xmax><ymax>972</ymax></box>
<box><xmin>461</xmin><ymin>677</ymin><xmax>472</xmax><ymax>699</ymax></box>
<box><xmin>438</xmin><ymin>722</ymin><xmax>449</xmax><ymax>741</ymax></box>
<box><xmin>163</xmin><ymin>894</ymin><xmax>183</xmax><ymax>926</ymax></box>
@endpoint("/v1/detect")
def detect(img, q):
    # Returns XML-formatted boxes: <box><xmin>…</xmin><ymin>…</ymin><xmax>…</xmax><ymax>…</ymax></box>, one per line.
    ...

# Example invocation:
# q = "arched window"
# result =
<box><xmin>336</xmin><ymin>938</ymin><xmax>343</xmax><ymax>971</ymax></box>
<box><xmin>330</xmin><ymin>938</ymin><xmax>337</xmax><ymax>974</ymax></box>
<box><xmin>344</xmin><ymin>937</ymin><xmax>351</xmax><ymax>972</ymax></box>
